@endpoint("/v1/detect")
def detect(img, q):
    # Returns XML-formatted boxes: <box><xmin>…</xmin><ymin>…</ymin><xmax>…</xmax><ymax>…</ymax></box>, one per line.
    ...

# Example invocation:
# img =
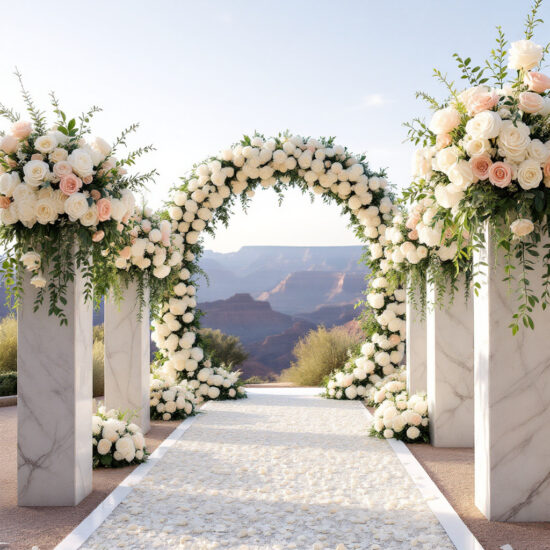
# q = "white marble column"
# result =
<box><xmin>105</xmin><ymin>281</ymin><xmax>150</xmax><ymax>433</ymax></box>
<box><xmin>406</xmin><ymin>282</ymin><xmax>427</xmax><ymax>394</ymax></box>
<box><xmin>426</xmin><ymin>276</ymin><xmax>474</xmax><ymax>447</ymax></box>
<box><xmin>474</xmin><ymin>226</ymin><xmax>550</xmax><ymax>521</ymax></box>
<box><xmin>18</xmin><ymin>265</ymin><xmax>93</xmax><ymax>506</ymax></box>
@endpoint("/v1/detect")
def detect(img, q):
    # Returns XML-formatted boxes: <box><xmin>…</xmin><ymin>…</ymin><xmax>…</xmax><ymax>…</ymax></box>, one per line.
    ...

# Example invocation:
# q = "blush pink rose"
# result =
<box><xmin>0</xmin><ymin>135</ymin><xmax>18</xmax><ymax>154</ymax></box>
<box><xmin>0</xmin><ymin>197</ymin><xmax>11</xmax><ymax>209</ymax></box>
<box><xmin>120</xmin><ymin>246</ymin><xmax>131</xmax><ymax>260</ymax></box>
<box><xmin>11</xmin><ymin>121</ymin><xmax>32</xmax><ymax>139</ymax></box>
<box><xmin>90</xmin><ymin>189</ymin><xmax>101</xmax><ymax>201</ymax></box>
<box><xmin>92</xmin><ymin>230</ymin><xmax>105</xmax><ymax>242</ymax></box>
<box><xmin>518</xmin><ymin>91</ymin><xmax>544</xmax><ymax>114</ymax></box>
<box><xmin>59</xmin><ymin>174</ymin><xmax>83</xmax><ymax>195</ymax></box>
<box><xmin>406</xmin><ymin>214</ymin><xmax>420</xmax><ymax>230</ymax></box>
<box><xmin>96</xmin><ymin>198</ymin><xmax>112</xmax><ymax>221</ymax></box>
<box><xmin>31</xmin><ymin>153</ymin><xmax>44</xmax><ymax>161</ymax></box>
<box><xmin>488</xmin><ymin>161</ymin><xmax>513</xmax><ymax>188</ymax></box>
<box><xmin>544</xmin><ymin>161</ymin><xmax>550</xmax><ymax>179</ymax></box>
<box><xmin>469</xmin><ymin>90</ymin><xmax>499</xmax><ymax>115</ymax></box>
<box><xmin>470</xmin><ymin>154</ymin><xmax>492</xmax><ymax>180</ymax></box>
<box><xmin>83</xmin><ymin>175</ymin><xmax>93</xmax><ymax>184</ymax></box>
<box><xmin>53</xmin><ymin>161</ymin><xmax>73</xmax><ymax>178</ymax></box>
<box><xmin>408</xmin><ymin>230</ymin><xmax>418</xmax><ymax>240</ymax></box>
<box><xmin>524</xmin><ymin>72</ymin><xmax>550</xmax><ymax>93</ymax></box>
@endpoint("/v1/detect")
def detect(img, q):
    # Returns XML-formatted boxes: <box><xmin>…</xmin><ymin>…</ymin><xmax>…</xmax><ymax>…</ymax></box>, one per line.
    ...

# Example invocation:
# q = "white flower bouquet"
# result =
<box><xmin>370</xmin><ymin>392</ymin><xmax>429</xmax><ymax>443</ymax></box>
<box><xmin>0</xmin><ymin>72</ymin><xmax>155</xmax><ymax>322</ymax></box>
<box><xmin>150</xmin><ymin>377</ymin><xmax>196</xmax><ymax>421</ymax></box>
<box><xmin>367</xmin><ymin>369</ymin><xmax>408</xmax><ymax>407</ymax></box>
<box><xmin>92</xmin><ymin>406</ymin><xmax>149</xmax><ymax>468</ymax></box>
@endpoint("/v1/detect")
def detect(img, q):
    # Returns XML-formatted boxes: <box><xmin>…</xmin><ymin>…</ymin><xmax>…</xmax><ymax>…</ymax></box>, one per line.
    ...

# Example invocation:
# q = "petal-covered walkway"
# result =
<box><xmin>81</xmin><ymin>389</ymin><xmax>456</xmax><ymax>550</ymax></box>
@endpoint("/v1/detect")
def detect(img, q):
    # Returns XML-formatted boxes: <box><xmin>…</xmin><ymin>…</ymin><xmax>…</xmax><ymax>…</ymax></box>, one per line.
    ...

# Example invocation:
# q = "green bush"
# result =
<box><xmin>199</xmin><ymin>328</ymin><xmax>248</xmax><ymax>369</ymax></box>
<box><xmin>0</xmin><ymin>371</ymin><xmax>17</xmax><ymax>396</ymax></box>
<box><xmin>93</xmin><ymin>339</ymin><xmax>104</xmax><ymax>398</ymax></box>
<box><xmin>0</xmin><ymin>316</ymin><xmax>17</xmax><ymax>374</ymax></box>
<box><xmin>280</xmin><ymin>325</ymin><xmax>362</xmax><ymax>386</ymax></box>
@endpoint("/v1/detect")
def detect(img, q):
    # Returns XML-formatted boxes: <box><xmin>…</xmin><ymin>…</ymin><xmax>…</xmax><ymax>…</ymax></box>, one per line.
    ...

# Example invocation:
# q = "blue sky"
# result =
<box><xmin>1</xmin><ymin>0</ymin><xmax>548</xmax><ymax>251</ymax></box>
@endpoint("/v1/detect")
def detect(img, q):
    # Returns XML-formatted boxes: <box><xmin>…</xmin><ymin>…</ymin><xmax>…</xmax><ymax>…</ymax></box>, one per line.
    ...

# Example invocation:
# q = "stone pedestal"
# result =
<box><xmin>105</xmin><ymin>281</ymin><xmax>150</xmax><ymax>433</ymax></box>
<box><xmin>474</xmin><ymin>227</ymin><xmax>550</xmax><ymax>521</ymax></box>
<box><xmin>426</xmin><ymin>277</ymin><xmax>474</xmax><ymax>447</ymax></box>
<box><xmin>406</xmin><ymin>282</ymin><xmax>427</xmax><ymax>394</ymax></box>
<box><xmin>18</xmin><ymin>267</ymin><xmax>93</xmax><ymax>506</ymax></box>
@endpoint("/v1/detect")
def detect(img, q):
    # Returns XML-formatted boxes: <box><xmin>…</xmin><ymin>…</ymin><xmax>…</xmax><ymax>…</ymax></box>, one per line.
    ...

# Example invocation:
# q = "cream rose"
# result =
<box><xmin>49</xmin><ymin>147</ymin><xmax>68</xmax><ymax>163</ymax></box>
<box><xmin>0</xmin><ymin>172</ymin><xmax>21</xmax><ymax>197</ymax></box>
<box><xmin>465</xmin><ymin>111</ymin><xmax>502</xmax><ymax>140</ymax></box>
<box><xmin>64</xmin><ymin>192</ymin><xmax>89</xmax><ymax>220</ymax></box>
<box><xmin>510</xmin><ymin>218</ymin><xmax>534</xmax><ymax>237</ymax></box>
<box><xmin>35</xmin><ymin>198</ymin><xmax>58</xmax><ymax>224</ymax></box>
<box><xmin>68</xmin><ymin>149</ymin><xmax>94</xmax><ymax>177</ymax></box>
<box><xmin>34</xmin><ymin>134</ymin><xmax>58</xmax><ymax>154</ymax></box>
<box><xmin>447</xmin><ymin>160</ymin><xmax>474</xmax><ymax>190</ymax></box>
<box><xmin>429</xmin><ymin>107</ymin><xmax>461</xmax><ymax>135</ymax></box>
<box><xmin>497</xmin><ymin>120</ymin><xmax>531</xmax><ymax>162</ymax></box>
<box><xmin>434</xmin><ymin>146</ymin><xmax>460</xmax><ymax>174</ymax></box>
<box><xmin>508</xmin><ymin>39</ymin><xmax>543</xmax><ymax>71</ymax></box>
<box><xmin>23</xmin><ymin>160</ymin><xmax>50</xmax><ymax>186</ymax></box>
<box><xmin>80</xmin><ymin>205</ymin><xmax>99</xmax><ymax>227</ymax></box>
<box><xmin>518</xmin><ymin>91</ymin><xmax>544</xmax><ymax>114</ymax></box>
<box><xmin>517</xmin><ymin>159</ymin><xmax>543</xmax><ymax>190</ymax></box>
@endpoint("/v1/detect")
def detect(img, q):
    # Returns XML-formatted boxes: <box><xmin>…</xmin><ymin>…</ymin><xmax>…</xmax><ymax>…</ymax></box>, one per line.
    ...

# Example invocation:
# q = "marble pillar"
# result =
<box><xmin>18</xmin><ymin>267</ymin><xmax>93</xmax><ymax>506</ymax></box>
<box><xmin>426</xmin><ymin>277</ymin><xmax>474</xmax><ymax>447</ymax></box>
<box><xmin>104</xmin><ymin>281</ymin><xmax>150</xmax><ymax>433</ymax></box>
<box><xmin>474</xmin><ymin>226</ymin><xmax>550</xmax><ymax>521</ymax></box>
<box><xmin>406</xmin><ymin>282</ymin><xmax>427</xmax><ymax>394</ymax></box>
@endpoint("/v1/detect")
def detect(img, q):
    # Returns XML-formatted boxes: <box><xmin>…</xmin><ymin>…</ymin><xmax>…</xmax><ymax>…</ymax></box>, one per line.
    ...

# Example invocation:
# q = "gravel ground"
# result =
<box><xmin>82</xmin><ymin>391</ymin><xmax>455</xmax><ymax>550</ymax></box>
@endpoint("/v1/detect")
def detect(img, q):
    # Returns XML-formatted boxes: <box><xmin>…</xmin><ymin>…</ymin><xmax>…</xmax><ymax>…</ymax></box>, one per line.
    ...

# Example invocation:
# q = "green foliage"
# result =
<box><xmin>0</xmin><ymin>371</ymin><xmax>17</xmax><ymax>396</ymax></box>
<box><xmin>0</xmin><ymin>316</ymin><xmax>17</xmax><ymax>374</ymax></box>
<box><xmin>280</xmin><ymin>326</ymin><xmax>362</xmax><ymax>386</ymax></box>
<box><xmin>93</xmin><ymin>339</ymin><xmax>105</xmax><ymax>398</ymax></box>
<box><xmin>198</xmin><ymin>328</ymin><xmax>248</xmax><ymax>369</ymax></box>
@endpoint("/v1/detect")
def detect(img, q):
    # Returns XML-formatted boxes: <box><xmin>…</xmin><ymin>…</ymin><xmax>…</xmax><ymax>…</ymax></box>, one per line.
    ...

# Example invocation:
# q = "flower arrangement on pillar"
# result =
<box><xmin>92</xmin><ymin>406</ymin><xmax>149</xmax><ymax>469</ymax></box>
<box><xmin>405</xmin><ymin>0</ymin><xmax>550</xmax><ymax>332</ymax></box>
<box><xmin>0</xmin><ymin>72</ymin><xmax>154</xmax><ymax>322</ymax></box>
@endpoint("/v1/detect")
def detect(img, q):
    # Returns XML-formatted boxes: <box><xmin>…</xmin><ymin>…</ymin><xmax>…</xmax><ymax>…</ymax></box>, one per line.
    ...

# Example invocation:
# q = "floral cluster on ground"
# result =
<box><xmin>92</xmin><ymin>405</ymin><xmax>148</xmax><ymax>468</ymax></box>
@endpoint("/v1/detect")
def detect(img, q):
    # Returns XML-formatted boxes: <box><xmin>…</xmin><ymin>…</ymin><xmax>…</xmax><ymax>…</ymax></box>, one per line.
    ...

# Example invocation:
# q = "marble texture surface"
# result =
<box><xmin>17</xmin><ymin>263</ymin><xmax>93</xmax><ymax>506</ymax></box>
<box><xmin>105</xmin><ymin>281</ymin><xmax>150</xmax><ymax>433</ymax></box>
<box><xmin>406</xmin><ymin>283</ymin><xmax>427</xmax><ymax>394</ymax></box>
<box><xmin>426</xmin><ymin>277</ymin><xmax>474</xmax><ymax>448</ymax></box>
<box><xmin>82</xmin><ymin>392</ymin><xmax>455</xmax><ymax>549</ymax></box>
<box><xmin>474</xmin><ymin>226</ymin><xmax>550</xmax><ymax>521</ymax></box>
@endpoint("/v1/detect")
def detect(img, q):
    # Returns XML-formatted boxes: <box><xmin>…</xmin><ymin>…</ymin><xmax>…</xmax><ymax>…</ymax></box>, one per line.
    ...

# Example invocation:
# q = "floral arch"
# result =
<box><xmin>147</xmin><ymin>133</ymin><xmax>404</xmax><ymax>401</ymax></box>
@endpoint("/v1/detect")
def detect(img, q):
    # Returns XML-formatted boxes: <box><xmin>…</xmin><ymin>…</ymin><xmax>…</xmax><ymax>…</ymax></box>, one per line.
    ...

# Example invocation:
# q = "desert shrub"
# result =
<box><xmin>198</xmin><ymin>328</ymin><xmax>248</xmax><ymax>369</ymax></box>
<box><xmin>280</xmin><ymin>325</ymin><xmax>362</xmax><ymax>386</ymax></box>
<box><xmin>93</xmin><ymin>339</ymin><xmax>104</xmax><ymax>398</ymax></box>
<box><xmin>0</xmin><ymin>316</ymin><xmax>17</xmax><ymax>374</ymax></box>
<box><xmin>0</xmin><ymin>371</ymin><xmax>17</xmax><ymax>396</ymax></box>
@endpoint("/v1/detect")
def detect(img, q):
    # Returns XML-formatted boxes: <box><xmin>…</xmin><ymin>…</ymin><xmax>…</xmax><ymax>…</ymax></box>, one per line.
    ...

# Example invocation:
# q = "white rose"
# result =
<box><xmin>429</xmin><ymin>107</ymin><xmax>461</xmax><ymax>135</ymax></box>
<box><xmin>465</xmin><ymin>111</ymin><xmax>502</xmax><ymax>140</ymax></box>
<box><xmin>434</xmin><ymin>183</ymin><xmax>464</xmax><ymax>210</ymax></box>
<box><xmin>64</xmin><ymin>192</ymin><xmax>88</xmax><ymax>220</ymax></box>
<box><xmin>508</xmin><ymin>39</ymin><xmax>543</xmax><ymax>71</ymax></box>
<box><xmin>510</xmin><ymin>218</ymin><xmax>535</xmax><ymax>237</ymax></box>
<box><xmin>110</xmin><ymin>199</ymin><xmax>126</xmax><ymax>221</ymax></box>
<box><xmin>498</xmin><ymin>120</ymin><xmax>530</xmax><ymax>162</ymax></box>
<box><xmin>153</xmin><ymin>265</ymin><xmax>171</xmax><ymax>279</ymax></box>
<box><xmin>527</xmin><ymin>139</ymin><xmax>549</xmax><ymax>164</ymax></box>
<box><xmin>97</xmin><ymin>439</ymin><xmax>112</xmax><ymax>455</ymax></box>
<box><xmin>0</xmin><ymin>172</ymin><xmax>21</xmax><ymax>197</ymax></box>
<box><xmin>517</xmin><ymin>159</ymin><xmax>543</xmax><ymax>190</ymax></box>
<box><xmin>34</xmin><ymin>134</ymin><xmax>58</xmax><ymax>154</ymax></box>
<box><xmin>35</xmin><ymin>198</ymin><xmax>58</xmax><ymax>224</ymax></box>
<box><xmin>30</xmin><ymin>274</ymin><xmax>46</xmax><ymax>288</ymax></box>
<box><xmin>447</xmin><ymin>160</ymin><xmax>474</xmax><ymax>190</ymax></box>
<box><xmin>92</xmin><ymin>137</ymin><xmax>112</xmax><ymax>159</ymax></box>
<box><xmin>434</xmin><ymin>146</ymin><xmax>460</xmax><ymax>174</ymax></box>
<box><xmin>80</xmin><ymin>205</ymin><xmax>99</xmax><ymax>227</ymax></box>
<box><xmin>68</xmin><ymin>149</ymin><xmax>94</xmax><ymax>177</ymax></box>
<box><xmin>406</xmin><ymin>426</ymin><xmax>421</xmax><ymax>440</ymax></box>
<box><xmin>464</xmin><ymin>137</ymin><xmax>491</xmax><ymax>157</ymax></box>
<box><xmin>23</xmin><ymin>160</ymin><xmax>50</xmax><ymax>186</ymax></box>
<box><xmin>344</xmin><ymin>385</ymin><xmax>358</xmax><ymax>400</ymax></box>
<box><xmin>15</xmin><ymin>199</ymin><xmax>36</xmax><ymax>223</ymax></box>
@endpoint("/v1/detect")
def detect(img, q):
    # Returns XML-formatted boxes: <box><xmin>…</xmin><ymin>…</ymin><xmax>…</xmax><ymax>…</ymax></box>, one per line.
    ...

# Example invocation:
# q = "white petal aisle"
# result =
<box><xmin>82</xmin><ymin>389</ymin><xmax>455</xmax><ymax>550</ymax></box>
